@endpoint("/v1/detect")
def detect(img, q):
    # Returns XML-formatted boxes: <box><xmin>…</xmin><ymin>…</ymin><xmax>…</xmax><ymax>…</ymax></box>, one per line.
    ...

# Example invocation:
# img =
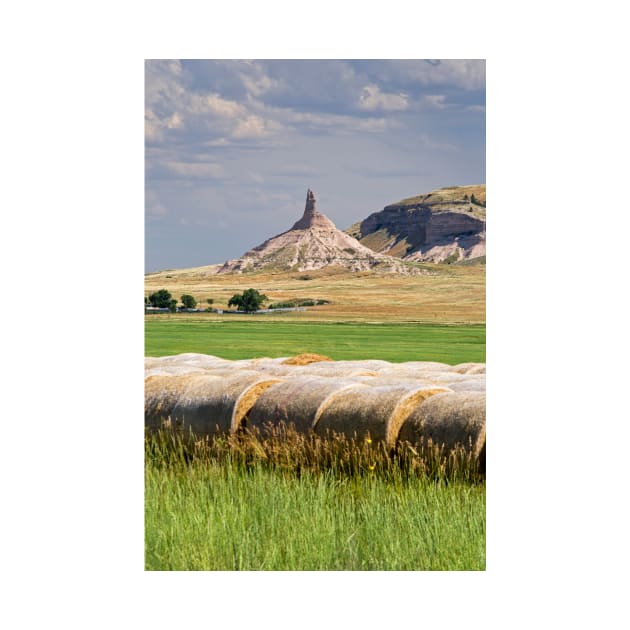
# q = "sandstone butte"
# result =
<box><xmin>345</xmin><ymin>184</ymin><xmax>486</xmax><ymax>264</ymax></box>
<box><xmin>214</xmin><ymin>189</ymin><xmax>422</xmax><ymax>275</ymax></box>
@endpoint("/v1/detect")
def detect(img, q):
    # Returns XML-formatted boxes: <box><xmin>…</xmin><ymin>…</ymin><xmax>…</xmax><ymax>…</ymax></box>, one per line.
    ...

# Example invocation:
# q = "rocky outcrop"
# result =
<box><xmin>215</xmin><ymin>189</ymin><xmax>422</xmax><ymax>275</ymax></box>
<box><xmin>346</xmin><ymin>185</ymin><xmax>486</xmax><ymax>263</ymax></box>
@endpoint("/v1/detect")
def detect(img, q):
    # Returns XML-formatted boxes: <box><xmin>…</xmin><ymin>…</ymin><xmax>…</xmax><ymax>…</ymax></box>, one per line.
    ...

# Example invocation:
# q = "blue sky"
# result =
<box><xmin>145</xmin><ymin>59</ymin><xmax>485</xmax><ymax>272</ymax></box>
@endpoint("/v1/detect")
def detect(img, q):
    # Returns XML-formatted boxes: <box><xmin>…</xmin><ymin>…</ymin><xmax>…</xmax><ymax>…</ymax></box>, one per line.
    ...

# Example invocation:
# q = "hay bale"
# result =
<box><xmin>247</xmin><ymin>377</ymin><xmax>369</xmax><ymax>433</ymax></box>
<box><xmin>294</xmin><ymin>365</ymin><xmax>379</xmax><ymax>378</ymax></box>
<box><xmin>154</xmin><ymin>353</ymin><xmax>229</xmax><ymax>366</ymax></box>
<box><xmin>144</xmin><ymin>373</ymin><xmax>221</xmax><ymax>430</ymax></box>
<box><xmin>394</xmin><ymin>361</ymin><xmax>451</xmax><ymax>371</ymax></box>
<box><xmin>447</xmin><ymin>363</ymin><xmax>486</xmax><ymax>375</ymax></box>
<box><xmin>169</xmin><ymin>372</ymin><xmax>282</xmax><ymax>436</ymax></box>
<box><xmin>300</xmin><ymin>359</ymin><xmax>392</xmax><ymax>372</ymax></box>
<box><xmin>447</xmin><ymin>377</ymin><xmax>486</xmax><ymax>393</ymax></box>
<box><xmin>352</xmin><ymin>376</ymin><xmax>451</xmax><ymax>389</ymax></box>
<box><xmin>314</xmin><ymin>384</ymin><xmax>449</xmax><ymax>446</ymax></box>
<box><xmin>281</xmin><ymin>353</ymin><xmax>332</xmax><ymax>365</ymax></box>
<box><xmin>144</xmin><ymin>365</ymin><xmax>208</xmax><ymax>378</ymax></box>
<box><xmin>398</xmin><ymin>391</ymin><xmax>486</xmax><ymax>456</ymax></box>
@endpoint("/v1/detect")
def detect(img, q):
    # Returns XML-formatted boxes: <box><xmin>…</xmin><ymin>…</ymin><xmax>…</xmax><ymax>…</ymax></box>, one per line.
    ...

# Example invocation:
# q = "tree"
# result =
<box><xmin>168</xmin><ymin>299</ymin><xmax>177</xmax><ymax>313</ymax></box>
<box><xmin>181</xmin><ymin>294</ymin><xmax>197</xmax><ymax>309</ymax></box>
<box><xmin>148</xmin><ymin>289</ymin><xmax>172</xmax><ymax>308</ymax></box>
<box><xmin>228</xmin><ymin>288</ymin><xmax>268</xmax><ymax>313</ymax></box>
<box><xmin>206</xmin><ymin>298</ymin><xmax>214</xmax><ymax>305</ymax></box>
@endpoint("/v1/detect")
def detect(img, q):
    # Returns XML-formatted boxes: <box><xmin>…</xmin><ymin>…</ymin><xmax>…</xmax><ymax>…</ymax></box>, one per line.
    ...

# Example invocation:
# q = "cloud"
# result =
<box><xmin>424</xmin><ymin>94</ymin><xmax>448</xmax><ymax>109</ymax></box>
<box><xmin>232</xmin><ymin>115</ymin><xmax>282</xmax><ymax>139</ymax></box>
<box><xmin>467</xmin><ymin>104</ymin><xmax>486</xmax><ymax>112</ymax></box>
<box><xmin>285</xmin><ymin>109</ymin><xmax>394</xmax><ymax>134</ymax></box>
<box><xmin>163</xmin><ymin>161</ymin><xmax>226</xmax><ymax>179</ymax></box>
<box><xmin>145</xmin><ymin>60</ymin><xmax>283</xmax><ymax>145</ymax></box>
<box><xmin>352</xmin><ymin>59</ymin><xmax>485</xmax><ymax>91</ymax></box>
<box><xmin>358</xmin><ymin>84</ymin><xmax>409</xmax><ymax>111</ymax></box>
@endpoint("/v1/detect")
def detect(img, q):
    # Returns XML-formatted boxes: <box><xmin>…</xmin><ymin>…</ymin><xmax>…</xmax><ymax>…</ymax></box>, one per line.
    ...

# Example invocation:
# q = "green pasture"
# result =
<box><xmin>145</xmin><ymin>319</ymin><xmax>485</xmax><ymax>364</ymax></box>
<box><xmin>145</xmin><ymin>461</ymin><xmax>485</xmax><ymax>571</ymax></box>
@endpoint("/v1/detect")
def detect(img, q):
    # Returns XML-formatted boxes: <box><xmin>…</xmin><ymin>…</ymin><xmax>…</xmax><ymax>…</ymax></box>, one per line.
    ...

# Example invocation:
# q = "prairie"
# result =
<box><xmin>144</xmin><ymin>263</ymin><xmax>485</xmax><ymax>324</ymax></box>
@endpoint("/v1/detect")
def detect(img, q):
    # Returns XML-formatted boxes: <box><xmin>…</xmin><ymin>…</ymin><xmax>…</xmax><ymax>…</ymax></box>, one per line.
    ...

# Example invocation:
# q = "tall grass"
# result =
<box><xmin>145</xmin><ymin>428</ymin><xmax>485</xmax><ymax>570</ymax></box>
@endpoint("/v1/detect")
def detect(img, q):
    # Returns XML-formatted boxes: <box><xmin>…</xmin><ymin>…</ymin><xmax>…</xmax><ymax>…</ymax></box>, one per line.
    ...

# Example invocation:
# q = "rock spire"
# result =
<box><xmin>291</xmin><ymin>189</ymin><xmax>336</xmax><ymax>230</ymax></box>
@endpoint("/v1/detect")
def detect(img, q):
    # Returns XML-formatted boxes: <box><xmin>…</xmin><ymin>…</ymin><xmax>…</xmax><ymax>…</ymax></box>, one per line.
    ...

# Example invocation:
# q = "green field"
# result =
<box><xmin>145</xmin><ymin>458</ymin><xmax>485</xmax><ymax>571</ymax></box>
<box><xmin>145</xmin><ymin>319</ymin><xmax>485</xmax><ymax>364</ymax></box>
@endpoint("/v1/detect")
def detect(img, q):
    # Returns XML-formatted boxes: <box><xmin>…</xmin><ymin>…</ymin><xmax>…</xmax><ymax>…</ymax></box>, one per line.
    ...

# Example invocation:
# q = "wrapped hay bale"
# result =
<box><xmin>314</xmin><ymin>384</ymin><xmax>449</xmax><ymax>447</ymax></box>
<box><xmin>247</xmin><ymin>376</ymin><xmax>369</xmax><ymax>434</ymax></box>
<box><xmin>281</xmin><ymin>353</ymin><xmax>332</xmax><ymax>365</ymax></box>
<box><xmin>447</xmin><ymin>376</ymin><xmax>486</xmax><ymax>393</ymax></box>
<box><xmin>394</xmin><ymin>361</ymin><xmax>451</xmax><ymax>371</ymax></box>
<box><xmin>169</xmin><ymin>372</ymin><xmax>282</xmax><ymax>436</ymax></box>
<box><xmin>294</xmin><ymin>365</ymin><xmax>379</xmax><ymax>378</ymax></box>
<box><xmin>352</xmin><ymin>375</ymin><xmax>451</xmax><ymax>389</ymax></box>
<box><xmin>145</xmin><ymin>373</ymin><xmax>221</xmax><ymax>430</ymax></box>
<box><xmin>303</xmin><ymin>359</ymin><xmax>392</xmax><ymax>372</ymax></box>
<box><xmin>152</xmin><ymin>353</ymin><xmax>230</xmax><ymax>367</ymax></box>
<box><xmin>144</xmin><ymin>364</ymin><xmax>208</xmax><ymax>378</ymax></box>
<box><xmin>447</xmin><ymin>363</ymin><xmax>486</xmax><ymax>375</ymax></box>
<box><xmin>398</xmin><ymin>391</ymin><xmax>486</xmax><ymax>457</ymax></box>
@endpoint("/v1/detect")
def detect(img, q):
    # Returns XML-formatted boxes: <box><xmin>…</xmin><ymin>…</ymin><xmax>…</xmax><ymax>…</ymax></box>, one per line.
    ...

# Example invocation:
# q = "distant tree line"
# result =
<box><xmin>146</xmin><ymin>288</ymin><xmax>328</xmax><ymax>314</ymax></box>
<box><xmin>146</xmin><ymin>289</ymin><xmax>213</xmax><ymax>312</ymax></box>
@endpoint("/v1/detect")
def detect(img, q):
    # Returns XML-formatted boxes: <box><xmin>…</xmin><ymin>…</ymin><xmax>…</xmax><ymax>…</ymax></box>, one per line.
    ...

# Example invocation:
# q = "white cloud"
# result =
<box><xmin>424</xmin><ymin>94</ymin><xmax>448</xmax><ymax>109</ymax></box>
<box><xmin>467</xmin><ymin>104</ymin><xmax>486</xmax><ymax>112</ymax></box>
<box><xmin>232</xmin><ymin>115</ymin><xmax>282</xmax><ymax>139</ymax></box>
<box><xmin>163</xmin><ymin>161</ymin><xmax>226</xmax><ymax>179</ymax></box>
<box><xmin>145</xmin><ymin>60</ymin><xmax>283</xmax><ymax>143</ymax></box>
<box><xmin>285</xmin><ymin>109</ymin><xmax>394</xmax><ymax>133</ymax></box>
<box><xmin>358</xmin><ymin>84</ymin><xmax>409</xmax><ymax>111</ymax></box>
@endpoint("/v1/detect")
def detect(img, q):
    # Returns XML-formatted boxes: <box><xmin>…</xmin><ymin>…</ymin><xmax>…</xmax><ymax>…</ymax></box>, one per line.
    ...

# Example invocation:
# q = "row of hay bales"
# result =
<box><xmin>145</xmin><ymin>353</ymin><xmax>485</xmax><ymax>460</ymax></box>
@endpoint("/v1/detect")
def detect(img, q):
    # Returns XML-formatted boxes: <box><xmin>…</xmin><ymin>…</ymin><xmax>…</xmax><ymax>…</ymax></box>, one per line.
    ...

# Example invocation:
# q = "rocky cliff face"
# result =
<box><xmin>346</xmin><ymin>185</ymin><xmax>486</xmax><ymax>263</ymax></box>
<box><xmin>214</xmin><ymin>189</ymin><xmax>422</xmax><ymax>275</ymax></box>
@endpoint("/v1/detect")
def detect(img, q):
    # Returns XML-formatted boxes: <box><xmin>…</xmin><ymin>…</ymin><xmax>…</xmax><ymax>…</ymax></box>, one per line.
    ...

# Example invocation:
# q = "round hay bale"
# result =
<box><xmin>394</xmin><ymin>361</ymin><xmax>451</xmax><ymax>371</ymax></box>
<box><xmin>352</xmin><ymin>376</ymin><xmax>451</xmax><ymax>389</ymax></box>
<box><xmin>155</xmin><ymin>353</ymin><xmax>228</xmax><ymax>366</ymax></box>
<box><xmin>447</xmin><ymin>377</ymin><xmax>486</xmax><ymax>393</ymax></box>
<box><xmin>314</xmin><ymin>384</ymin><xmax>449</xmax><ymax>446</ymax></box>
<box><xmin>247</xmin><ymin>376</ymin><xmax>369</xmax><ymax>433</ymax></box>
<box><xmin>398</xmin><ymin>391</ymin><xmax>486</xmax><ymax>456</ymax></box>
<box><xmin>301</xmin><ymin>359</ymin><xmax>392</xmax><ymax>372</ymax></box>
<box><xmin>169</xmin><ymin>372</ymin><xmax>282</xmax><ymax>436</ymax></box>
<box><xmin>145</xmin><ymin>373</ymin><xmax>221</xmax><ymax>430</ymax></box>
<box><xmin>294</xmin><ymin>365</ymin><xmax>379</xmax><ymax>378</ymax></box>
<box><xmin>144</xmin><ymin>365</ymin><xmax>208</xmax><ymax>378</ymax></box>
<box><xmin>281</xmin><ymin>353</ymin><xmax>332</xmax><ymax>366</ymax></box>
<box><xmin>447</xmin><ymin>363</ymin><xmax>486</xmax><ymax>375</ymax></box>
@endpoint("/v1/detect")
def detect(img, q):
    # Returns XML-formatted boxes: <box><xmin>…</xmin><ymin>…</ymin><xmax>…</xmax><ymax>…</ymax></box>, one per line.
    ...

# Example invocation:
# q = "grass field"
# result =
<box><xmin>145</xmin><ymin>319</ymin><xmax>485</xmax><ymax>364</ymax></box>
<box><xmin>145</xmin><ymin>432</ymin><xmax>486</xmax><ymax>571</ymax></box>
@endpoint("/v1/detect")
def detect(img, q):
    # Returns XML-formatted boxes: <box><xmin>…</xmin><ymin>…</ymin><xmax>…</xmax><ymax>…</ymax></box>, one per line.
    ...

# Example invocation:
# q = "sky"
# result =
<box><xmin>145</xmin><ymin>59</ymin><xmax>485</xmax><ymax>272</ymax></box>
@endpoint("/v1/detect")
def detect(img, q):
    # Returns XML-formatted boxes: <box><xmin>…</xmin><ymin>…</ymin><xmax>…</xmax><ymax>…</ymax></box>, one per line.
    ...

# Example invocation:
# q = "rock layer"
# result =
<box><xmin>346</xmin><ymin>185</ymin><xmax>486</xmax><ymax>263</ymax></box>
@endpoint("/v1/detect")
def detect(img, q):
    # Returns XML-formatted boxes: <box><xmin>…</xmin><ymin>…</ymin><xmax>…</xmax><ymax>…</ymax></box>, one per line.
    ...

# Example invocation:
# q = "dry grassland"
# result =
<box><xmin>145</xmin><ymin>264</ymin><xmax>485</xmax><ymax>324</ymax></box>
